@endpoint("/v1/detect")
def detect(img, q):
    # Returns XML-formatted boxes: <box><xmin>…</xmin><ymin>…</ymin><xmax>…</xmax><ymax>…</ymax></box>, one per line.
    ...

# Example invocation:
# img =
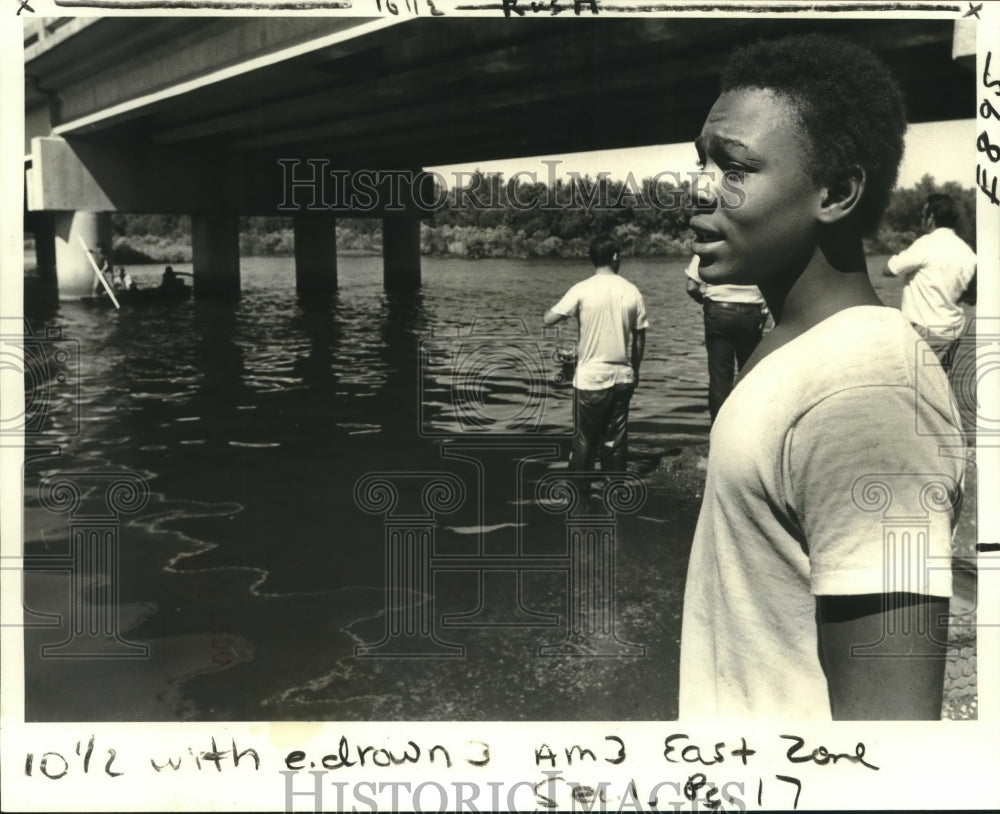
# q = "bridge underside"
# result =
<box><xmin>24</xmin><ymin>16</ymin><xmax>975</xmax><ymax>298</ymax></box>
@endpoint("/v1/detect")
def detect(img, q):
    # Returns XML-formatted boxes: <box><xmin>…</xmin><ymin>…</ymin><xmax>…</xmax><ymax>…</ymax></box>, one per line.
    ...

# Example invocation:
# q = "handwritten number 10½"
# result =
<box><xmin>374</xmin><ymin>0</ymin><xmax>444</xmax><ymax>15</ymax></box>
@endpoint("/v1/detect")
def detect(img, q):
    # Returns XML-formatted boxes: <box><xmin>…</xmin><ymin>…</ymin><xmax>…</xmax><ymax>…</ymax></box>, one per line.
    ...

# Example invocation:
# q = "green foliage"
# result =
<box><xmin>112</xmin><ymin>213</ymin><xmax>189</xmax><ymax>239</ymax></box>
<box><xmin>108</xmin><ymin>175</ymin><xmax>976</xmax><ymax>262</ymax></box>
<box><xmin>112</xmin><ymin>235</ymin><xmax>191</xmax><ymax>263</ymax></box>
<box><xmin>239</xmin><ymin>228</ymin><xmax>295</xmax><ymax>256</ymax></box>
<box><xmin>110</xmin><ymin>214</ymin><xmax>192</xmax><ymax>262</ymax></box>
<box><xmin>872</xmin><ymin>174</ymin><xmax>977</xmax><ymax>251</ymax></box>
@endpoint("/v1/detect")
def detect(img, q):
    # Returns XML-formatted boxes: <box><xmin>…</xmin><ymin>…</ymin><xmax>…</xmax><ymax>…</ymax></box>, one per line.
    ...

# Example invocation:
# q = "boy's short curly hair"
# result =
<box><xmin>719</xmin><ymin>33</ymin><xmax>907</xmax><ymax>235</ymax></box>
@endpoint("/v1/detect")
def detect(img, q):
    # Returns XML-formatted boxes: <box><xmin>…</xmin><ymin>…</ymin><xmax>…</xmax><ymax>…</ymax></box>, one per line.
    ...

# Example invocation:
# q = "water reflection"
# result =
<box><xmin>290</xmin><ymin>295</ymin><xmax>343</xmax><ymax>395</ymax></box>
<box><xmin>191</xmin><ymin>301</ymin><xmax>248</xmax><ymax>413</ymax></box>
<box><xmin>378</xmin><ymin>290</ymin><xmax>427</xmax><ymax>440</ymax></box>
<box><xmin>21</xmin><ymin>254</ymin><xmax>721</xmax><ymax>721</ymax></box>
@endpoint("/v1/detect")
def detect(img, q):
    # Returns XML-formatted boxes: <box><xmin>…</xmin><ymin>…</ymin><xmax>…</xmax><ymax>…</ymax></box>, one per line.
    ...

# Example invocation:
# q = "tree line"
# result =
<box><xmin>108</xmin><ymin>173</ymin><xmax>976</xmax><ymax>264</ymax></box>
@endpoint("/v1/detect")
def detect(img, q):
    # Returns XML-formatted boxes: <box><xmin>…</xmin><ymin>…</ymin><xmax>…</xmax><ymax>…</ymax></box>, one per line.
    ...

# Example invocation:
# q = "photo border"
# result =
<box><xmin>2</xmin><ymin>2</ymin><xmax>998</xmax><ymax>811</ymax></box>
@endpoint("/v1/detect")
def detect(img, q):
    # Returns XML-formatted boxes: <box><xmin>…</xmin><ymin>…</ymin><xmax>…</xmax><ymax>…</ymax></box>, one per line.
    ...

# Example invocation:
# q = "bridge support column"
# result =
<box><xmin>53</xmin><ymin>211</ymin><xmax>111</xmax><ymax>299</ymax></box>
<box><xmin>293</xmin><ymin>213</ymin><xmax>337</xmax><ymax>296</ymax></box>
<box><xmin>28</xmin><ymin>212</ymin><xmax>58</xmax><ymax>290</ymax></box>
<box><xmin>192</xmin><ymin>214</ymin><xmax>240</xmax><ymax>299</ymax></box>
<box><xmin>382</xmin><ymin>216</ymin><xmax>421</xmax><ymax>292</ymax></box>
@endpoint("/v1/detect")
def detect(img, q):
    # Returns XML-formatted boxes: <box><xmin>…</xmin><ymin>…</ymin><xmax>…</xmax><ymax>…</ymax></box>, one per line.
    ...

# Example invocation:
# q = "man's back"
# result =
<box><xmin>544</xmin><ymin>236</ymin><xmax>647</xmax><ymax>473</ymax></box>
<box><xmin>887</xmin><ymin>227</ymin><xmax>976</xmax><ymax>335</ymax></box>
<box><xmin>554</xmin><ymin>271</ymin><xmax>647</xmax><ymax>389</ymax></box>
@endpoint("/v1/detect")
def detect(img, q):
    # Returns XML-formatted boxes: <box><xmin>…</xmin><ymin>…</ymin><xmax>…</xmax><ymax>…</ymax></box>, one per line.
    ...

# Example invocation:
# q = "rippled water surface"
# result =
<box><xmin>21</xmin><ymin>253</ymin><xmax>909</xmax><ymax>721</ymax></box>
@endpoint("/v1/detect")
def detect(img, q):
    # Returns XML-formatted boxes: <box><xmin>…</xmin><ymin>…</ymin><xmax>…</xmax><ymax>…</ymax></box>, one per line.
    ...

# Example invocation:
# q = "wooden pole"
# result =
<box><xmin>76</xmin><ymin>234</ymin><xmax>120</xmax><ymax>309</ymax></box>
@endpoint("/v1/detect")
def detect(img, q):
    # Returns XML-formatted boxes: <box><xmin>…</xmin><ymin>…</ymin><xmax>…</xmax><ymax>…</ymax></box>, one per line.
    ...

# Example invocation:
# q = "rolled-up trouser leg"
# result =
<box><xmin>571</xmin><ymin>387</ymin><xmax>613</xmax><ymax>471</ymax></box>
<box><xmin>599</xmin><ymin>383</ymin><xmax>636</xmax><ymax>473</ymax></box>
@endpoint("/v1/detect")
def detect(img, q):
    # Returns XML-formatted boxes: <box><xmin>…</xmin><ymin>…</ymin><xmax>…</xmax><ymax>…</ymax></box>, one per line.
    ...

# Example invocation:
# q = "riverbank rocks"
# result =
<box><xmin>653</xmin><ymin>443</ymin><xmax>710</xmax><ymax>500</ymax></box>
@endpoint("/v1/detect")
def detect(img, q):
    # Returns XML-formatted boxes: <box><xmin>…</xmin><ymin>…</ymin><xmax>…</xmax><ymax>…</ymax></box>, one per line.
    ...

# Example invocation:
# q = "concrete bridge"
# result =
<box><xmin>23</xmin><ymin>14</ymin><xmax>975</xmax><ymax>300</ymax></box>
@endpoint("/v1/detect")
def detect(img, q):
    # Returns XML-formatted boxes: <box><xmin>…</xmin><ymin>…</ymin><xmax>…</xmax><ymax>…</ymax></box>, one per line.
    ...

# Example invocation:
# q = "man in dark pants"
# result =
<box><xmin>685</xmin><ymin>255</ymin><xmax>767</xmax><ymax>422</ymax></box>
<box><xmin>544</xmin><ymin>235</ymin><xmax>648</xmax><ymax>474</ymax></box>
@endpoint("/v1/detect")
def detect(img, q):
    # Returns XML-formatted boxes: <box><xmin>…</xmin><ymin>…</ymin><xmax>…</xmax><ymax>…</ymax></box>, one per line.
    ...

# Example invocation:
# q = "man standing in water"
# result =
<box><xmin>544</xmin><ymin>234</ymin><xmax>648</xmax><ymax>474</ymax></box>
<box><xmin>679</xmin><ymin>34</ymin><xmax>965</xmax><ymax>719</ymax></box>
<box><xmin>684</xmin><ymin>254</ymin><xmax>768</xmax><ymax>422</ymax></box>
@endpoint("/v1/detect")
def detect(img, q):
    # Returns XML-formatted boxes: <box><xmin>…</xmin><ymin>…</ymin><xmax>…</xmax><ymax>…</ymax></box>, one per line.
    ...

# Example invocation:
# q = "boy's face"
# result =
<box><xmin>691</xmin><ymin>88</ymin><xmax>825</xmax><ymax>287</ymax></box>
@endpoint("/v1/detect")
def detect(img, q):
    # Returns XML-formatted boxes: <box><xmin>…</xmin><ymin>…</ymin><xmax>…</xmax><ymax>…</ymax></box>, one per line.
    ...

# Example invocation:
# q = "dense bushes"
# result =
<box><xmin>112</xmin><ymin>235</ymin><xmax>191</xmax><ymax>263</ymax></box>
<box><xmin>110</xmin><ymin>213</ymin><xmax>192</xmax><ymax>263</ymax></box>
<box><xmin>104</xmin><ymin>174</ymin><xmax>975</xmax><ymax>263</ymax></box>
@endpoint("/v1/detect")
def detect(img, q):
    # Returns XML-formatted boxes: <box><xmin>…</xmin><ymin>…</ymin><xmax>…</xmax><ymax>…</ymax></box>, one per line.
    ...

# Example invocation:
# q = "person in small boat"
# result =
<box><xmin>115</xmin><ymin>267</ymin><xmax>136</xmax><ymax>292</ymax></box>
<box><xmin>160</xmin><ymin>265</ymin><xmax>188</xmax><ymax>294</ymax></box>
<box><xmin>93</xmin><ymin>245</ymin><xmax>114</xmax><ymax>295</ymax></box>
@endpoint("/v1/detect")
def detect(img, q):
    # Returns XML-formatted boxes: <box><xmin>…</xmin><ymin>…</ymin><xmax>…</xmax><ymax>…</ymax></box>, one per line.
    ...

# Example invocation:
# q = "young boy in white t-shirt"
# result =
<box><xmin>679</xmin><ymin>34</ymin><xmax>966</xmax><ymax>720</ymax></box>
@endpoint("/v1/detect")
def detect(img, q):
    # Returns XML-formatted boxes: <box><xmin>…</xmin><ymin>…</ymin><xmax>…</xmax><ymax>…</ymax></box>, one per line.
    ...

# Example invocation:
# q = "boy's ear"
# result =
<box><xmin>817</xmin><ymin>166</ymin><xmax>866</xmax><ymax>224</ymax></box>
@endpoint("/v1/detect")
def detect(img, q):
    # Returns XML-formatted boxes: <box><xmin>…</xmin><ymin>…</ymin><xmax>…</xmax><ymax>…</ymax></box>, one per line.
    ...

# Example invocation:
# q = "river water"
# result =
<box><xmin>21</xmin><ymin>253</ymin><xmax>933</xmax><ymax>722</ymax></box>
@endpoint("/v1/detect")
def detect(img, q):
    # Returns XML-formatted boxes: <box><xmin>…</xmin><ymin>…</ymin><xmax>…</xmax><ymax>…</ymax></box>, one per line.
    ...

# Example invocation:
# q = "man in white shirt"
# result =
<box><xmin>679</xmin><ymin>33</ymin><xmax>965</xmax><ymax>720</ymax></box>
<box><xmin>884</xmin><ymin>193</ymin><xmax>976</xmax><ymax>364</ymax></box>
<box><xmin>544</xmin><ymin>235</ymin><xmax>648</xmax><ymax>473</ymax></box>
<box><xmin>684</xmin><ymin>255</ymin><xmax>767</xmax><ymax>422</ymax></box>
<box><xmin>115</xmin><ymin>267</ymin><xmax>136</xmax><ymax>292</ymax></box>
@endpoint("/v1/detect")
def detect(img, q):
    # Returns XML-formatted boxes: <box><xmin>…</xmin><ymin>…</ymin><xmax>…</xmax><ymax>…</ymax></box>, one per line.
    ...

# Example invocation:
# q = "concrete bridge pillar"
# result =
<box><xmin>192</xmin><ymin>214</ymin><xmax>241</xmax><ymax>299</ymax></box>
<box><xmin>382</xmin><ymin>216</ymin><xmax>421</xmax><ymax>292</ymax></box>
<box><xmin>53</xmin><ymin>211</ymin><xmax>111</xmax><ymax>299</ymax></box>
<box><xmin>28</xmin><ymin>212</ymin><xmax>58</xmax><ymax>290</ymax></box>
<box><xmin>293</xmin><ymin>213</ymin><xmax>337</xmax><ymax>296</ymax></box>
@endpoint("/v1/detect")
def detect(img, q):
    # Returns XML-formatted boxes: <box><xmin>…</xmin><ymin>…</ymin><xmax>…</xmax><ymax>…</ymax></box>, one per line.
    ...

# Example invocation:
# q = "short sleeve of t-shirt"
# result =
<box><xmin>886</xmin><ymin>236</ymin><xmax>928</xmax><ymax>276</ymax></box>
<box><xmin>785</xmin><ymin>385</ymin><xmax>959</xmax><ymax>598</ymax></box>
<box><xmin>551</xmin><ymin>284</ymin><xmax>580</xmax><ymax>317</ymax></box>
<box><xmin>634</xmin><ymin>293</ymin><xmax>649</xmax><ymax>331</ymax></box>
<box><xmin>685</xmin><ymin>257</ymin><xmax>702</xmax><ymax>283</ymax></box>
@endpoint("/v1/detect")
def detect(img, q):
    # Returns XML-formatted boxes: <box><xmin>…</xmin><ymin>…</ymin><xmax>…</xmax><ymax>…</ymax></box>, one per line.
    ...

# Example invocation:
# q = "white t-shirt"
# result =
<box><xmin>685</xmin><ymin>256</ymin><xmax>765</xmax><ymax>305</ymax></box>
<box><xmin>551</xmin><ymin>271</ymin><xmax>649</xmax><ymax>390</ymax></box>
<box><xmin>885</xmin><ymin>227</ymin><xmax>976</xmax><ymax>339</ymax></box>
<box><xmin>679</xmin><ymin>306</ymin><xmax>965</xmax><ymax>719</ymax></box>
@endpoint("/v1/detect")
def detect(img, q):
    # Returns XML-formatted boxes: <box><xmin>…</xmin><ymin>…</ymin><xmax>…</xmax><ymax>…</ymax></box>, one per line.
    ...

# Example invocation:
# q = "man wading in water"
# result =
<box><xmin>544</xmin><ymin>234</ymin><xmax>648</xmax><ymax>479</ymax></box>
